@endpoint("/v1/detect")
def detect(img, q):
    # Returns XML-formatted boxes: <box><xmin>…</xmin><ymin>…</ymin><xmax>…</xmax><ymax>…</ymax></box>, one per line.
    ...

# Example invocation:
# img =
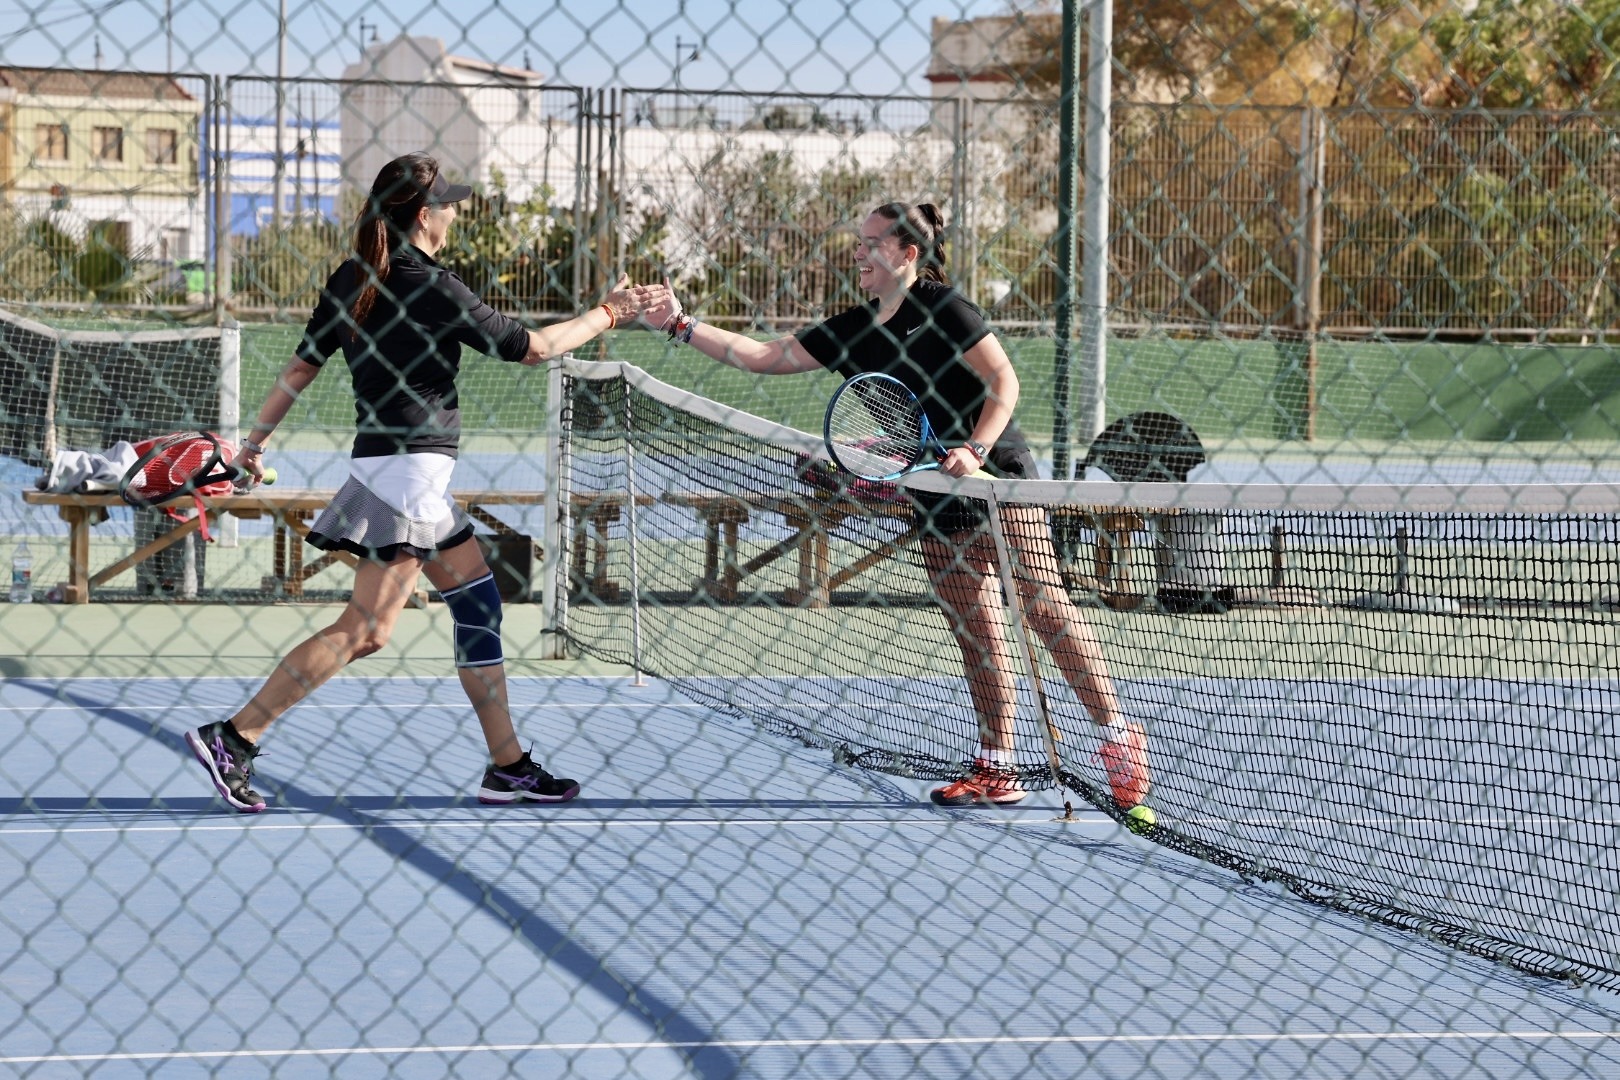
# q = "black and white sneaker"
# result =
<box><xmin>185</xmin><ymin>721</ymin><xmax>267</xmax><ymax>813</ymax></box>
<box><xmin>478</xmin><ymin>752</ymin><xmax>580</xmax><ymax>805</ymax></box>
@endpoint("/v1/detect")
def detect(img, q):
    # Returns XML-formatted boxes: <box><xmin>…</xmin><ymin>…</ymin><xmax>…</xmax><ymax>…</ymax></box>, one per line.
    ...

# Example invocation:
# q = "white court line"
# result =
<box><xmin>0</xmin><ymin>702</ymin><xmax>716</xmax><ymax>713</ymax></box>
<box><xmin>0</xmin><ymin>814</ymin><xmax>1104</xmax><ymax>838</ymax></box>
<box><xmin>5</xmin><ymin>1029</ymin><xmax>1618</xmax><ymax>1067</ymax></box>
<box><xmin>7</xmin><ymin>810</ymin><xmax>1608</xmax><ymax>838</ymax></box>
<box><xmin>0</xmin><ymin>675</ymin><xmax>654</xmax><ymax>683</ymax></box>
<box><xmin>3</xmin><ymin>816</ymin><xmax>1607</xmax><ymax>841</ymax></box>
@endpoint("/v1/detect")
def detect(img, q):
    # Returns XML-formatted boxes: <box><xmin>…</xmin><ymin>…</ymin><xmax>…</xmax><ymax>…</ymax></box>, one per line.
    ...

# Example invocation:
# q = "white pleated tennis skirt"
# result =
<box><xmin>306</xmin><ymin>453</ymin><xmax>474</xmax><ymax>561</ymax></box>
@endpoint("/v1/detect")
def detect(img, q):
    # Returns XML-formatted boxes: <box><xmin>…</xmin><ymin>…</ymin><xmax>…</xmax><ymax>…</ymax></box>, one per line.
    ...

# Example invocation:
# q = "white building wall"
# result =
<box><xmin>226</xmin><ymin>113</ymin><xmax>344</xmax><ymax>232</ymax></box>
<box><xmin>13</xmin><ymin>193</ymin><xmax>207</xmax><ymax>258</ymax></box>
<box><xmin>330</xmin><ymin>34</ymin><xmax>1001</xmax><ymax>282</ymax></box>
<box><xmin>339</xmin><ymin>36</ymin><xmax>542</xmax><ymax>199</ymax></box>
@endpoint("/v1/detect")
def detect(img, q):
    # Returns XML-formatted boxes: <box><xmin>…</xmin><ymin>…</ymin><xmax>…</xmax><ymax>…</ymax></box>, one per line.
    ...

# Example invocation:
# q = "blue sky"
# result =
<box><xmin>1</xmin><ymin>0</ymin><xmax>1018</xmax><ymax>95</ymax></box>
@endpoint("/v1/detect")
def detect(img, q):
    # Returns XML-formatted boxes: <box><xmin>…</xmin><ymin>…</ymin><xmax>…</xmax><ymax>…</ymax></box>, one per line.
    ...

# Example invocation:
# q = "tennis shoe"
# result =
<box><xmin>185</xmin><ymin>721</ymin><xmax>266</xmax><ymax>813</ymax></box>
<box><xmin>930</xmin><ymin>761</ymin><xmax>1027</xmax><ymax>807</ymax></box>
<box><xmin>1099</xmin><ymin>722</ymin><xmax>1150</xmax><ymax>809</ymax></box>
<box><xmin>478</xmin><ymin>751</ymin><xmax>580</xmax><ymax>805</ymax></box>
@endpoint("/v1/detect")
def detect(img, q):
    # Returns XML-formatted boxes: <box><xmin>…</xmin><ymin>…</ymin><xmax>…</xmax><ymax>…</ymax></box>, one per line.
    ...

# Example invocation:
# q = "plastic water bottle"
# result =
<box><xmin>10</xmin><ymin>540</ymin><xmax>31</xmax><ymax>603</ymax></box>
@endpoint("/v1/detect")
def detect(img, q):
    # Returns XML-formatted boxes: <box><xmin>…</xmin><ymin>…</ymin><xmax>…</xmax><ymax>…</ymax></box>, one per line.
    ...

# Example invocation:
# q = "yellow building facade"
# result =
<box><xmin>0</xmin><ymin>67</ymin><xmax>204</xmax><ymax>259</ymax></box>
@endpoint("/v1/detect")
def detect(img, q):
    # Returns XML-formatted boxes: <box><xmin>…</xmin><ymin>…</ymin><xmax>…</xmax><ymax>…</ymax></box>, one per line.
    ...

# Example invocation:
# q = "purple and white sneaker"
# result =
<box><xmin>185</xmin><ymin>721</ymin><xmax>267</xmax><ymax>813</ymax></box>
<box><xmin>478</xmin><ymin>751</ymin><xmax>580</xmax><ymax>804</ymax></box>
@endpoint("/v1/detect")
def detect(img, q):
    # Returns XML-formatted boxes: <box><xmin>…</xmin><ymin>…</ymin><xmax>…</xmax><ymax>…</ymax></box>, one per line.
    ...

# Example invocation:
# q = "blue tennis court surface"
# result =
<box><xmin>3</xmin><ymin>675</ymin><xmax>1619</xmax><ymax>1078</ymax></box>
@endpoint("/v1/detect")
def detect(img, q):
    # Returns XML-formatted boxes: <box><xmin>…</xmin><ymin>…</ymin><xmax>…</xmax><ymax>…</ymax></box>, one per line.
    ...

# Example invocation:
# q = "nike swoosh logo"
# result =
<box><xmin>905</xmin><ymin>325</ymin><xmax>922</xmax><ymax>336</ymax></box>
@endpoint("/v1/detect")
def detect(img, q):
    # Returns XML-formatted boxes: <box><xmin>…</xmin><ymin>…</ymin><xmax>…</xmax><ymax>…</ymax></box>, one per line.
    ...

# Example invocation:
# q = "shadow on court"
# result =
<box><xmin>3</xmin><ymin>677</ymin><xmax>747</xmax><ymax>1080</ymax></box>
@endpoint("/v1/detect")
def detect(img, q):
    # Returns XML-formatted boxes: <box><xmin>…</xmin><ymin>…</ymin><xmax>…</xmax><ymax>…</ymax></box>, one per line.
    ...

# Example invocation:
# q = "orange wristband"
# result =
<box><xmin>600</xmin><ymin>304</ymin><xmax>617</xmax><ymax>329</ymax></box>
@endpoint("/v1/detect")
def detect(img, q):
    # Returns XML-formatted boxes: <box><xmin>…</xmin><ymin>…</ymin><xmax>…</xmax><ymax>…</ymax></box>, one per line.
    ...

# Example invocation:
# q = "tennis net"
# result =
<box><xmin>548</xmin><ymin>355</ymin><xmax>1620</xmax><ymax>993</ymax></box>
<box><xmin>0</xmin><ymin>306</ymin><xmax>240</xmax><ymax>466</ymax></box>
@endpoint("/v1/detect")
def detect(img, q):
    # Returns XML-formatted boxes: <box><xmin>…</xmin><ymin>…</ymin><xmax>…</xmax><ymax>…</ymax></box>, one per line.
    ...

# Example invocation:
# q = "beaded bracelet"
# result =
<box><xmin>670</xmin><ymin>313</ymin><xmax>698</xmax><ymax>344</ymax></box>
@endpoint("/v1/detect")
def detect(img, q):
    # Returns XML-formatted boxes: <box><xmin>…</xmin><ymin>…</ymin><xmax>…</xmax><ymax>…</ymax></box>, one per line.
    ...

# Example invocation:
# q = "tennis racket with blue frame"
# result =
<box><xmin>824</xmin><ymin>372</ymin><xmax>965</xmax><ymax>482</ymax></box>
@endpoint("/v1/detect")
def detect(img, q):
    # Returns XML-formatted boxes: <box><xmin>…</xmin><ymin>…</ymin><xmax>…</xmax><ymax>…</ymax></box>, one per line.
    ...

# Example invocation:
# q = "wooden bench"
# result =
<box><xmin>661</xmin><ymin>491</ymin><xmax>917</xmax><ymax>606</ymax></box>
<box><xmin>599</xmin><ymin>493</ymin><xmax>1167</xmax><ymax>610</ymax></box>
<box><xmin>22</xmin><ymin>487</ymin><xmax>1179</xmax><ymax>609</ymax></box>
<box><xmin>21</xmin><ymin>488</ymin><xmax>582</xmax><ymax>604</ymax></box>
<box><xmin>1058</xmin><ymin>506</ymin><xmax>1164</xmax><ymax>611</ymax></box>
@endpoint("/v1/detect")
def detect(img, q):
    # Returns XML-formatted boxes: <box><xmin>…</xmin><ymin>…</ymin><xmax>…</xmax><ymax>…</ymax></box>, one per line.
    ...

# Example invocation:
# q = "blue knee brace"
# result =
<box><xmin>442</xmin><ymin>573</ymin><xmax>503</xmax><ymax>668</ymax></box>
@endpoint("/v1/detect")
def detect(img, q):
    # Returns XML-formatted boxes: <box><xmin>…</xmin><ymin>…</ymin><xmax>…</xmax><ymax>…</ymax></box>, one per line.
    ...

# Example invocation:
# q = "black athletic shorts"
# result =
<box><xmin>915</xmin><ymin>444</ymin><xmax>1038</xmax><ymax>538</ymax></box>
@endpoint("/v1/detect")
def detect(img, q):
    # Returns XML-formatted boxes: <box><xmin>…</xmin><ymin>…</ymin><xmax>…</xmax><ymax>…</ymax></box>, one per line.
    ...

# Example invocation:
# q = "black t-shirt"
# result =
<box><xmin>296</xmin><ymin>246</ymin><xmax>530</xmax><ymax>458</ymax></box>
<box><xmin>794</xmin><ymin>279</ymin><xmax>1027</xmax><ymax>451</ymax></box>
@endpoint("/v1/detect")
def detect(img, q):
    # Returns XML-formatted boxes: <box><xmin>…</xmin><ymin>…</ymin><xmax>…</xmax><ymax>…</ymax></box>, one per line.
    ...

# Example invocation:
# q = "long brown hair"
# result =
<box><xmin>872</xmin><ymin>201</ymin><xmax>950</xmax><ymax>286</ymax></box>
<box><xmin>348</xmin><ymin>153</ymin><xmax>439</xmax><ymax>332</ymax></box>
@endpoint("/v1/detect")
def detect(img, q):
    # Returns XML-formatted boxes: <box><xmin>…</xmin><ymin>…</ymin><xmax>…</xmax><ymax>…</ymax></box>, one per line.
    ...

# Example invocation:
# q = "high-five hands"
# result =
<box><xmin>601</xmin><ymin>274</ymin><xmax>676</xmax><ymax>329</ymax></box>
<box><xmin>641</xmin><ymin>276</ymin><xmax>684</xmax><ymax>334</ymax></box>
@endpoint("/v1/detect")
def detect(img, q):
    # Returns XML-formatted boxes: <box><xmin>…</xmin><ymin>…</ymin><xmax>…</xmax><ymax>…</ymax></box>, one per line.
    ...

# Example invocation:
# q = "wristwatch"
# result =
<box><xmin>963</xmin><ymin>439</ymin><xmax>989</xmax><ymax>464</ymax></box>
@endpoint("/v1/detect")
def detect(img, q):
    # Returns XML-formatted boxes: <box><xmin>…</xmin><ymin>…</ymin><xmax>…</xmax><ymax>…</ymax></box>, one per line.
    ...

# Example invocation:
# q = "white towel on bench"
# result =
<box><xmin>37</xmin><ymin>442</ymin><xmax>139</xmax><ymax>494</ymax></box>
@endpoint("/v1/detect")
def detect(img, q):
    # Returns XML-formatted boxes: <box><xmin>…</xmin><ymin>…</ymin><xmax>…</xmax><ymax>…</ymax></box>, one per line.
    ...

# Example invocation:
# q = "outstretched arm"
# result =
<box><xmin>519</xmin><ymin>274</ymin><xmax>672</xmax><ymax>365</ymax></box>
<box><xmin>646</xmin><ymin>278</ymin><xmax>824</xmax><ymax>376</ymax></box>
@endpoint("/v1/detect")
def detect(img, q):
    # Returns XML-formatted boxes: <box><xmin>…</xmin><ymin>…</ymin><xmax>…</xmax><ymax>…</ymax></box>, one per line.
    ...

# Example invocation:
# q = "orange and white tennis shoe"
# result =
<box><xmin>930</xmin><ymin>761</ymin><xmax>1027</xmax><ymax>807</ymax></box>
<box><xmin>1099</xmin><ymin>722</ymin><xmax>1150</xmax><ymax>808</ymax></box>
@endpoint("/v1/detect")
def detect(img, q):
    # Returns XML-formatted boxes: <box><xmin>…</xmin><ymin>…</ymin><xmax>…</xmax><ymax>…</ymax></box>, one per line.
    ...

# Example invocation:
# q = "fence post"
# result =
<box><xmin>596</xmin><ymin>88</ymin><xmax>611</xmax><ymax>311</ymax></box>
<box><xmin>573</xmin><ymin>90</ymin><xmax>588</xmax><ymax>316</ymax></box>
<box><xmin>1078</xmin><ymin>0</ymin><xmax>1113</xmax><ymax>448</ymax></box>
<box><xmin>1294</xmin><ymin>106</ymin><xmax>1324</xmax><ymax>442</ymax></box>
<box><xmin>952</xmin><ymin>98</ymin><xmax>975</xmax><ymax>310</ymax></box>
<box><xmin>213</xmin><ymin>75</ymin><xmax>232</xmax><ymax>324</ymax></box>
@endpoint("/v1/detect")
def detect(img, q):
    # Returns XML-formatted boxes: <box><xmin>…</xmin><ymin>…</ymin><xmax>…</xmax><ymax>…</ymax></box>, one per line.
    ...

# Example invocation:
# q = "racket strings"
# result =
<box><xmin>128</xmin><ymin>433</ymin><xmax>231</xmax><ymax>501</ymax></box>
<box><xmin>829</xmin><ymin>381</ymin><xmax>925</xmax><ymax>470</ymax></box>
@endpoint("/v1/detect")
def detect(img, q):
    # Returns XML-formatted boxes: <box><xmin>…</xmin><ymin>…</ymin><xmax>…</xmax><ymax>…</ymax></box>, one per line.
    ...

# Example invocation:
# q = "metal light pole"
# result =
<box><xmin>1079</xmin><ymin>0</ymin><xmax>1112</xmax><ymax>446</ymax></box>
<box><xmin>1055</xmin><ymin>0</ymin><xmax>1113</xmax><ymax>479</ymax></box>
<box><xmin>1052</xmin><ymin>2</ymin><xmax>1082</xmax><ymax>481</ymax></box>
<box><xmin>271</xmin><ymin>0</ymin><xmax>287</xmax><ymax>233</ymax></box>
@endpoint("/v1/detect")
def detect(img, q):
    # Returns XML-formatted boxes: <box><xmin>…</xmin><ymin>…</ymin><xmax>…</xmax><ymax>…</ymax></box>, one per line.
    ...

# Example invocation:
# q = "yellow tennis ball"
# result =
<box><xmin>1125</xmin><ymin>804</ymin><xmax>1156</xmax><ymax>832</ymax></box>
<box><xmin>259</xmin><ymin>467</ymin><xmax>278</xmax><ymax>486</ymax></box>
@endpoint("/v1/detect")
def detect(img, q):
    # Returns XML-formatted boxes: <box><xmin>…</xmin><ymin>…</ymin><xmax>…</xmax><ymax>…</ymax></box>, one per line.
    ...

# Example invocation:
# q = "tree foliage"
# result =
<box><xmin>995</xmin><ymin>1</ymin><xmax>1620</xmax><ymax>108</ymax></box>
<box><xmin>669</xmin><ymin>146</ymin><xmax>949</xmax><ymax>321</ymax></box>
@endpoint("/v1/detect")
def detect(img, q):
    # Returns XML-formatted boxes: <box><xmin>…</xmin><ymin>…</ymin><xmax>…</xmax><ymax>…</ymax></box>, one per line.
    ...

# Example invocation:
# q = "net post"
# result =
<box><xmin>621</xmin><ymin>366</ymin><xmax>646</xmax><ymax>688</ymax></box>
<box><xmin>216</xmin><ymin>320</ymin><xmax>242</xmax><ymax>547</ymax></box>
<box><xmin>42</xmin><ymin>332</ymin><xmax>61</xmax><ymax>465</ymax></box>
<box><xmin>983</xmin><ymin>488</ymin><xmax>1065</xmax><ymax>791</ymax></box>
<box><xmin>540</xmin><ymin>354</ymin><xmax>570</xmax><ymax>660</ymax></box>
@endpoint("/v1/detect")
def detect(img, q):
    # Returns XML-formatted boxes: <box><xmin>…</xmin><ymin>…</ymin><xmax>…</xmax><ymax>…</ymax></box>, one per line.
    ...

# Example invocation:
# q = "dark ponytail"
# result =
<box><xmin>873</xmin><ymin>200</ymin><xmax>950</xmax><ymax>286</ymax></box>
<box><xmin>348</xmin><ymin>153</ymin><xmax>439</xmax><ymax>333</ymax></box>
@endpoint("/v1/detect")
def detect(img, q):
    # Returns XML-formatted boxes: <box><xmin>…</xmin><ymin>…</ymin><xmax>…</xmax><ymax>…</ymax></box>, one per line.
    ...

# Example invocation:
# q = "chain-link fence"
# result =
<box><xmin>5</xmin><ymin>3</ymin><xmax>1620</xmax><ymax>1077</ymax></box>
<box><xmin>7</xmin><ymin>79</ymin><xmax>1620</xmax><ymax>331</ymax></box>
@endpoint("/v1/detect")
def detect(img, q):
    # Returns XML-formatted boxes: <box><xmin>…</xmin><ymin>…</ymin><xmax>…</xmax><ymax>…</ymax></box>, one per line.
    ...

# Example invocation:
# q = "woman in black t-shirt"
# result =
<box><xmin>181</xmin><ymin>152</ymin><xmax>669</xmax><ymax>814</ymax></box>
<box><xmin>650</xmin><ymin>202</ymin><xmax>1149</xmax><ymax>810</ymax></box>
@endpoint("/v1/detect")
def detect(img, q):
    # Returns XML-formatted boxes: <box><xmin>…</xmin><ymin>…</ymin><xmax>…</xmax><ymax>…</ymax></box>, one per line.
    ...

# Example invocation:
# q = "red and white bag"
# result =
<box><xmin>119</xmin><ymin>431</ymin><xmax>245</xmax><ymax>541</ymax></box>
